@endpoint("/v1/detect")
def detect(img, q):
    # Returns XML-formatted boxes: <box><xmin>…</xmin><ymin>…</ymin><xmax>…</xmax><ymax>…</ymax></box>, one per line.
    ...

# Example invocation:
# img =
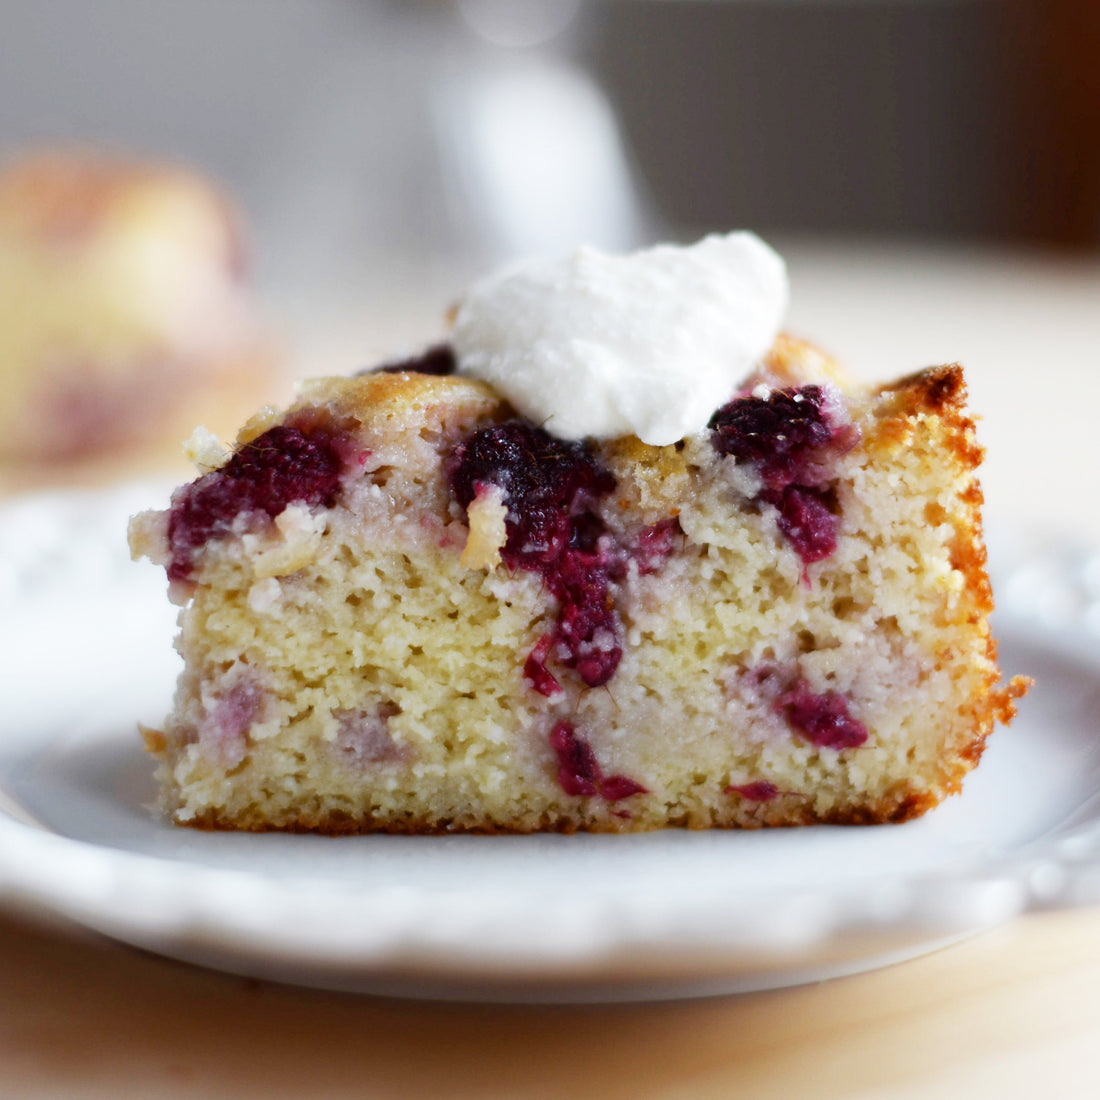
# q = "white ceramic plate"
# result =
<box><xmin>1</xmin><ymin>484</ymin><xmax>1098</xmax><ymax>1002</ymax></box>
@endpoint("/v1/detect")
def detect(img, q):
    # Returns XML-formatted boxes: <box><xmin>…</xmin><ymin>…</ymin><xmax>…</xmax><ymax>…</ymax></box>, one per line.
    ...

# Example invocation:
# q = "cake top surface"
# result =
<box><xmin>289</xmin><ymin>370</ymin><xmax>505</xmax><ymax>438</ymax></box>
<box><xmin>451</xmin><ymin>232</ymin><xmax>788</xmax><ymax>446</ymax></box>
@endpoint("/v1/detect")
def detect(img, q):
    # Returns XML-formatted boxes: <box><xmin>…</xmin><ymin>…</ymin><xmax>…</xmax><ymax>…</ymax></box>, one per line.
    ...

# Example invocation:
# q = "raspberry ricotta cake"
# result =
<box><xmin>0</xmin><ymin>148</ymin><xmax>272</xmax><ymax>467</ymax></box>
<box><xmin>130</xmin><ymin>233</ymin><xmax>1027</xmax><ymax>832</ymax></box>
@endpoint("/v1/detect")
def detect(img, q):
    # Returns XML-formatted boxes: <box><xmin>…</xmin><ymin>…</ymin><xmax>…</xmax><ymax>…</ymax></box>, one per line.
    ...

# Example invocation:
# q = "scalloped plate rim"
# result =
<box><xmin>1</xmin><ymin>482</ymin><xmax>1098</xmax><ymax>1000</ymax></box>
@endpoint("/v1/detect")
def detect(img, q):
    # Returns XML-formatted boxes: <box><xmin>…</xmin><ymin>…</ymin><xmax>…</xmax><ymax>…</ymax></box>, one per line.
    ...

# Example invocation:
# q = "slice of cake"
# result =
<box><xmin>129</xmin><ymin>234</ymin><xmax>1027</xmax><ymax>832</ymax></box>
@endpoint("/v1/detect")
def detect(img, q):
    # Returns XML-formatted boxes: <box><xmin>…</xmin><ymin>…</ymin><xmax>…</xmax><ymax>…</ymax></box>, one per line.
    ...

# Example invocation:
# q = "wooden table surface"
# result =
<box><xmin>3</xmin><ymin>906</ymin><xmax>1100</xmax><ymax>1098</ymax></box>
<box><xmin>2</xmin><ymin>242</ymin><xmax>1099</xmax><ymax>1098</ymax></box>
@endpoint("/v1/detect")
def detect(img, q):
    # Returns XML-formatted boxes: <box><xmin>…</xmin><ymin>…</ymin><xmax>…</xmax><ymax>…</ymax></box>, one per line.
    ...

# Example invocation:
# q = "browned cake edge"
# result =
<box><xmin>870</xmin><ymin>364</ymin><xmax>1030</xmax><ymax>820</ymax></box>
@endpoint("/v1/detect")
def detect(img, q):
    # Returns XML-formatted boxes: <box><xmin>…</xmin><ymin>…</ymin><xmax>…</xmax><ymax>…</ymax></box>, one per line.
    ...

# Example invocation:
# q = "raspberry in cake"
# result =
<box><xmin>129</xmin><ymin>234</ymin><xmax>1028</xmax><ymax>831</ymax></box>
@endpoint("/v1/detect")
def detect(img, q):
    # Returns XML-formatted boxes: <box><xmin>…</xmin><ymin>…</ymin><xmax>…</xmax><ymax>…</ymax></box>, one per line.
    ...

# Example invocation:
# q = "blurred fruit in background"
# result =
<box><xmin>0</xmin><ymin>149</ymin><xmax>279</xmax><ymax>485</ymax></box>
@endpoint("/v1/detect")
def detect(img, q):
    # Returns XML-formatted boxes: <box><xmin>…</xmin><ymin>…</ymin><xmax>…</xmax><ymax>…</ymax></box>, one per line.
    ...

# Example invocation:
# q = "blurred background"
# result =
<box><xmin>6</xmin><ymin>1</ymin><xmax>1099</xmax><ymax>265</ymax></box>
<box><xmin>0</xmin><ymin>0</ymin><xmax>1098</xmax><ymax>534</ymax></box>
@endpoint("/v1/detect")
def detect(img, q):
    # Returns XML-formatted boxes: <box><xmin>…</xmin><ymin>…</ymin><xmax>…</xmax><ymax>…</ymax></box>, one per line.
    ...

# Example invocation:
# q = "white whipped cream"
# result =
<box><xmin>452</xmin><ymin>232</ymin><xmax>788</xmax><ymax>446</ymax></box>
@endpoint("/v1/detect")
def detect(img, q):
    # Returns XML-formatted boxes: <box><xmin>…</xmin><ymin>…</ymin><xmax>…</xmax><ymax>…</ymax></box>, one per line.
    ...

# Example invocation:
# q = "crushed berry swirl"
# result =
<box><xmin>709</xmin><ymin>385</ymin><xmax>853</xmax><ymax>564</ymax></box>
<box><xmin>449</xmin><ymin>421</ymin><xmax>624</xmax><ymax>688</ymax></box>
<box><xmin>764</xmin><ymin>485</ymin><xmax>838</xmax><ymax>565</ymax></box>
<box><xmin>167</xmin><ymin>424</ymin><xmax>344</xmax><ymax>582</ymax></box>
<box><xmin>776</xmin><ymin>682</ymin><xmax>868</xmax><ymax>749</ymax></box>
<box><xmin>548</xmin><ymin>721</ymin><xmax>647</xmax><ymax>801</ymax></box>
<box><xmin>725</xmin><ymin>780</ymin><xmax>780</xmax><ymax>801</ymax></box>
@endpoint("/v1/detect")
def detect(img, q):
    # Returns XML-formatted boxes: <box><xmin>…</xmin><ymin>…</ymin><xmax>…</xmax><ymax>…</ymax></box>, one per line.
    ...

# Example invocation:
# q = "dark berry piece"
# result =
<box><xmin>597</xmin><ymin>775</ymin><xmax>649</xmax><ymax>802</ymax></box>
<box><xmin>709</xmin><ymin>385</ymin><xmax>832</xmax><ymax>489</ymax></box>
<box><xmin>167</xmin><ymin>424</ymin><xmax>344</xmax><ymax>581</ymax></box>
<box><xmin>567</xmin><ymin>511</ymin><xmax>607</xmax><ymax>554</ymax></box>
<box><xmin>548</xmin><ymin>722</ymin><xmax>648</xmax><ymax>802</ymax></box>
<box><xmin>709</xmin><ymin>385</ymin><xmax>856</xmax><ymax>566</ymax></box>
<box><xmin>548</xmin><ymin>721</ymin><xmax>601</xmax><ymax>797</ymax></box>
<box><xmin>449</xmin><ymin>421</ymin><xmax>615</xmax><ymax>566</ymax></box>
<box><xmin>203</xmin><ymin>678</ymin><xmax>265</xmax><ymax>766</ymax></box>
<box><xmin>776</xmin><ymin>683</ymin><xmax>868</xmax><ymax>749</ymax></box>
<box><xmin>550</xmin><ymin>550</ymin><xmax>622</xmax><ymax>687</ymax></box>
<box><xmin>361</xmin><ymin>344</ymin><xmax>457</xmax><ymax>377</ymax></box>
<box><xmin>768</xmin><ymin>486</ymin><xmax>838</xmax><ymax>564</ymax></box>
<box><xmin>523</xmin><ymin>635</ymin><xmax>562</xmax><ymax>698</ymax></box>
<box><xmin>332</xmin><ymin>703</ymin><xmax>404</xmax><ymax>766</ymax></box>
<box><xmin>725</xmin><ymin>780</ymin><xmax>780</xmax><ymax>801</ymax></box>
<box><xmin>629</xmin><ymin>518</ymin><xmax>680</xmax><ymax>576</ymax></box>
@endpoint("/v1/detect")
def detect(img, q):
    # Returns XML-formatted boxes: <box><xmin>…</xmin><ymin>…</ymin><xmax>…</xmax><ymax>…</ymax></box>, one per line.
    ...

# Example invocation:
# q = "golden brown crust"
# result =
<box><xmin>878</xmin><ymin>362</ymin><xmax>967</xmax><ymax>411</ymax></box>
<box><xmin>286</xmin><ymin>371</ymin><xmax>506</xmax><ymax>439</ymax></box>
<box><xmin>867</xmin><ymin>364</ymin><xmax>1030</xmax><ymax>790</ymax></box>
<box><xmin>176</xmin><ymin>778</ymin><xmax>947</xmax><ymax>833</ymax></box>
<box><xmin>602</xmin><ymin>436</ymin><xmax>690</xmax><ymax>522</ymax></box>
<box><xmin>763</xmin><ymin>333</ymin><xmax>854</xmax><ymax>387</ymax></box>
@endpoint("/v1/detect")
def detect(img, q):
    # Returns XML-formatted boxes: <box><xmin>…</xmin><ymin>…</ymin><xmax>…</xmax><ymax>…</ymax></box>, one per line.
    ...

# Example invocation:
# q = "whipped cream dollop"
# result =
<box><xmin>452</xmin><ymin>232</ymin><xmax>788</xmax><ymax>446</ymax></box>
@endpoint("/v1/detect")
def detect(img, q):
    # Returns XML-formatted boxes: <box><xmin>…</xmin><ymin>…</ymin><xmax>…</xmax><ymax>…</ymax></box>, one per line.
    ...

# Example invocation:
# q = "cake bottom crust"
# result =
<box><xmin>173</xmin><ymin>786</ymin><xmax>952</xmax><ymax>834</ymax></box>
